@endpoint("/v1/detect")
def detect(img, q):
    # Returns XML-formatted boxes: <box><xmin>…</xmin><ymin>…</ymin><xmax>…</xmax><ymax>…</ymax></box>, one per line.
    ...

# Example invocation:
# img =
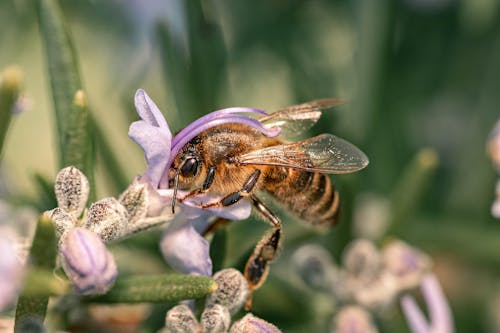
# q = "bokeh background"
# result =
<box><xmin>1</xmin><ymin>0</ymin><xmax>499</xmax><ymax>332</ymax></box>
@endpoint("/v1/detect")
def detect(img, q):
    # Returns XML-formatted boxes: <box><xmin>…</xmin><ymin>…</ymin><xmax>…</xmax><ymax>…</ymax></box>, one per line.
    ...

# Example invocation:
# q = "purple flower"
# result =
<box><xmin>401</xmin><ymin>274</ymin><xmax>454</xmax><ymax>333</ymax></box>
<box><xmin>0</xmin><ymin>229</ymin><xmax>23</xmax><ymax>311</ymax></box>
<box><xmin>230</xmin><ymin>313</ymin><xmax>282</xmax><ymax>333</ymax></box>
<box><xmin>129</xmin><ymin>89</ymin><xmax>278</xmax><ymax>276</ymax></box>
<box><xmin>60</xmin><ymin>227</ymin><xmax>118</xmax><ymax>295</ymax></box>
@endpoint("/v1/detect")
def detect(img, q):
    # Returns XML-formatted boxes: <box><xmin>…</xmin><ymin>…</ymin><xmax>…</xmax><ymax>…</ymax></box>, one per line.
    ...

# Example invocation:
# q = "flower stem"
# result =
<box><xmin>87</xmin><ymin>274</ymin><xmax>217</xmax><ymax>303</ymax></box>
<box><xmin>14</xmin><ymin>214</ymin><xmax>57</xmax><ymax>330</ymax></box>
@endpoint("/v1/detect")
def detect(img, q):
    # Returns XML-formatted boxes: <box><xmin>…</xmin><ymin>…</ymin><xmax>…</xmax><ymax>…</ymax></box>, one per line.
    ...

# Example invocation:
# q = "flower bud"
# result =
<box><xmin>230</xmin><ymin>314</ymin><xmax>282</xmax><ymax>333</ymax></box>
<box><xmin>44</xmin><ymin>207</ymin><xmax>76</xmax><ymax>238</ymax></box>
<box><xmin>492</xmin><ymin>180</ymin><xmax>500</xmax><ymax>219</ymax></box>
<box><xmin>342</xmin><ymin>239</ymin><xmax>381</xmax><ymax>280</ymax></box>
<box><xmin>54</xmin><ymin>166</ymin><xmax>89</xmax><ymax>218</ymax></box>
<box><xmin>85</xmin><ymin>197</ymin><xmax>128</xmax><ymax>242</ymax></box>
<box><xmin>119</xmin><ymin>177</ymin><xmax>167</xmax><ymax>224</ymax></box>
<box><xmin>331</xmin><ymin>306</ymin><xmax>378</xmax><ymax>333</ymax></box>
<box><xmin>292</xmin><ymin>244</ymin><xmax>338</xmax><ymax>291</ymax></box>
<box><xmin>164</xmin><ymin>304</ymin><xmax>200</xmax><ymax>333</ymax></box>
<box><xmin>201</xmin><ymin>304</ymin><xmax>231</xmax><ymax>333</ymax></box>
<box><xmin>351</xmin><ymin>271</ymin><xmax>397</xmax><ymax>309</ymax></box>
<box><xmin>382</xmin><ymin>240</ymin><xmax>431</xmax><ymax>291</ymax></box>
<box><xmin>206</xmin><ymin>268</ymin><xmax>249</xmax><ymax>315</ymax></box>
<box><xmin>353</xmin><ymin>193</ymin><xmax>391</xmax><ymax>241</ymax></box>
<box><xmin>60</xmin><ymin>227</ymin><xmax>117</xmax><ymax>295</ymax></box>
<box><xmin>488</xmin><ymin>120</ymin><xmax>500</xmax><ymax>170</ymax></box>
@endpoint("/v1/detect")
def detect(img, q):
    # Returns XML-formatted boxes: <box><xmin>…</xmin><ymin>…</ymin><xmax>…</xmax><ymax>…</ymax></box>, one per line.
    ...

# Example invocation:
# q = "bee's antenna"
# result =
<box><xmin>171</xmin><ymin>169</ymin><xmax>180</xmax><ymax>214</ymax></box>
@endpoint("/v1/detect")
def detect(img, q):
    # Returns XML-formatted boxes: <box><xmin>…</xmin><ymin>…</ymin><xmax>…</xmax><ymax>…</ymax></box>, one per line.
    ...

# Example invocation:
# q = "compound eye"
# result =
<box><xmin>180</xmin><ymin>158</ymin><xmax>199</xmax><ymax>177</ymax></box>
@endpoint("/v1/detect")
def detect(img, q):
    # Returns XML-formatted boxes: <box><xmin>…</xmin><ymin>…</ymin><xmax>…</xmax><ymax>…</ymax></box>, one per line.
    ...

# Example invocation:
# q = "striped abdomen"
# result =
<box><xmin>263</xmin><ymin>167</ymin><xmax>340</xmax><ymax>227</ymax></box>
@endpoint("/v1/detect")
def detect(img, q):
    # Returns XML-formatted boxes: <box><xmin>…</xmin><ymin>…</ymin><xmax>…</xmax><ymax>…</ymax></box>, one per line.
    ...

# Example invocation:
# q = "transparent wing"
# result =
<box><xmin>237</xmin><ymin>134</ymin><xmax>369</xmax><ymax>174</ymax></box>
<box><xmin>259</xmin><ymin>99</ymin><xmax>344</xmax><ymax>137</ymax></box>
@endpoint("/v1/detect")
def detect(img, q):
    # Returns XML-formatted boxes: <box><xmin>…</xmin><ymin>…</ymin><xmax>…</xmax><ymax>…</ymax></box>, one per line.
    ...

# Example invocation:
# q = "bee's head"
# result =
<box><xmin>168</xmin><ymin>145</ymin><xmax>202</xmax><ymax>214</ymax></box>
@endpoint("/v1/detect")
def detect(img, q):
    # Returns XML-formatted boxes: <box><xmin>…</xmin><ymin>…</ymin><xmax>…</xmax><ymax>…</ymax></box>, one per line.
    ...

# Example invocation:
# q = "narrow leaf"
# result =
<box><xmin>0</xmin><ymin>66</ymin><xmax>23</xmax><ymax>159</ymax></box>
<box><xmin>15</xmin><ymin>215</ymin><xmax>57</xmax><ymax>329</ymax></box>
<box><xmin>36</xmin><ymin>0</ymin><xmax>93</xmax><ymax>182</ymax></box>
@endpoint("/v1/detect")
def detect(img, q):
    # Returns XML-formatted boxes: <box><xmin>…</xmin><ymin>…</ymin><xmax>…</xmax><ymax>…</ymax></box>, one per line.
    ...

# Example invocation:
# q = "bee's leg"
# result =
<box><xmin>179</xmin><ymin>166</ymin><xmax>216</xmax><ymax>201</ymax></box>
<box><xmin>201</xmin><ymin>169</ymin><xmax>261</xmax><ymax>208</ymax></box>
<box><xmin>244</xmin><ymin>195</ymin><xmax>282</xmax><ymax>310</ymax></box>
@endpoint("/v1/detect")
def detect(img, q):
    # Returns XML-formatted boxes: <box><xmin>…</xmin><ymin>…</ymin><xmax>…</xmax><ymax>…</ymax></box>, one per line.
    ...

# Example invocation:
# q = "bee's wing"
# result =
<box><xmin>259</xmin><ymin>99</ymin><xmax>344</xmax><ymax>137</ymax></box>
<box><xmin>237</xmin><ymin>134</ymin><xmax>369</xmax><ymax>174</ymax></box>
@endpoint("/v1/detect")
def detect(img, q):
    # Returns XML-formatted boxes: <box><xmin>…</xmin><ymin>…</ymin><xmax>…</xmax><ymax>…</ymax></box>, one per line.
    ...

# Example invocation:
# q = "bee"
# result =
<box><xmin>168</xmin><ymin>99</ymin><xmax>368</xmax><ymax>308</ymax></box>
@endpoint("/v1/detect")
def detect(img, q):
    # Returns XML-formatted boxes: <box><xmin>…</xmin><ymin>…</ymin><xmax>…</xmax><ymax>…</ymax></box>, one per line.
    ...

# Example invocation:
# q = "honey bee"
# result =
<box><xmin>168</xmin><ymin>99</ymin><xmax>368</xmax><ymax>308</ymax></box>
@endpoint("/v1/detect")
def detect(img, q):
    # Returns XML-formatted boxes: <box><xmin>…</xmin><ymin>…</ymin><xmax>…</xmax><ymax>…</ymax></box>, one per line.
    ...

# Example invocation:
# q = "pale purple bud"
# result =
<box><xmin>164</xmin><ymin>304</ymin><xmax>200</xmax><ymax>333</ymax></box>
<box><xmin>0</xmin><ymin>230</ymin><xmax>23</xmax><ymax>311</ymax></box>
<box><xmin>54</xmin><ymin>166</ymin><xmax>89</xmax><ymax>218</ymax></box>
<box><xmin>342</xmin><ymin>239</ymin><xmax>381</xmax><ymax>280</ymax></box>
<box><xmin>292</xmin><ymin>244</ymin><xmax>338</xmax><ymax>291</ymax></box>
<box><xmin>201</xmin><ymin>304</ymin><xmax>231</xmax><ymax>333</ymax></box>
<box><xmin>230</xmin><ymin>313</ymin><xmax>282</xmax><ymax>333</ymax></box>
<box><xmin>206</xmin><ymin>268</ymin><xmax>249</xmax><ymax>314</ymax></box>
<box><xmin>60</xmin><ymin>227</ymin><xmax>117</xmax><ymax>295</ymax></box>
<box><xmin>331</xmin><ymin>306</ymin><xmax>379</xmax><ymax>333</ymax></box>
<box><xmin>85</xmin><ymin>198</ymin><xmax>128</xmax><ymax>242</ymax></box>
<box><xmin>44</xmin><ymin>207</ymin><xmax>76</xmax><ymax>238</ymax></box>
<box><xmin>382</xmin><ymin>240</ymin><xmax>431</xmax><ymax>291</ymax></box>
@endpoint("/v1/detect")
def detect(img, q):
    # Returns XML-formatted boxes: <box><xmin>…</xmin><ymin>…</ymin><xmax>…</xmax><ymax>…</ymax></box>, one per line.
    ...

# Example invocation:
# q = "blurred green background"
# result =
<box><xmin>1</xmin><ymin>0</ymin><xmax>500</xmax><ymax>332</ymax></box>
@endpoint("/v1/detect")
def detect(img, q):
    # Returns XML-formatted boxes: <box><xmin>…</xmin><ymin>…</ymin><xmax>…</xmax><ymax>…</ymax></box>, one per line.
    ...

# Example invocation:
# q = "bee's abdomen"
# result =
<box><xmin>264</xmin><ymin>168</ymin><xmax>340</xmax><ymax>227</ymax></box>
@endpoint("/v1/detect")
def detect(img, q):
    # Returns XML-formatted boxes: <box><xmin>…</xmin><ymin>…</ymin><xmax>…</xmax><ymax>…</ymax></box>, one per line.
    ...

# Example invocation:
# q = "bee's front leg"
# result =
<box><xmin>244</xmin><ymin>195</ymin><xmax>283</xmax><ymax>310</ymax></box>
<box><xmin>201</xmin><ymin>169</ymin><xmax>261</xmax><ymax>208</ymax></box>
<box><xmin>179</xmin><ymin>166</ymin><xmax>217</xmax><ymax>202</ymax></box>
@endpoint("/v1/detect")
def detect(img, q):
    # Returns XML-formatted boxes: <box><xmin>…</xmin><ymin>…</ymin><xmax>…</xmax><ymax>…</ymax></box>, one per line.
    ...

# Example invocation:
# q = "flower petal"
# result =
<box><xmin>160</xmin><ymin>217</ymin><xmax>212</xmax><ymax>276</ymax></box>
<box><xmin>134</xmin><ymin>89</ymin><xmax>169</xmax><ymax>129</ymax></box>
<box><xmin>129</xmin><ymin>120</ymin><xmax>171</xmax><ymax>188</ymax></box>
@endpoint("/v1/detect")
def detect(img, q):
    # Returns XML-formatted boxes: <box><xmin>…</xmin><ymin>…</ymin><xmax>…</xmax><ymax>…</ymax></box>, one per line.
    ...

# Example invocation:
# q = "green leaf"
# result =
<box><xmin>210</xmin><ymin>226</ymin><xmax>228</xmax><ymax>273</ymax></box>
<box><xmin>0</xmin><ymin>66</ymin><xmax>22</xmax><ymax>160</ymax></box>
<box><xmin>15</xmin><ymin>214</ymin><xmax>57</xmax><ymax>329</ymax></box>
<box><xmin>88</xmin><ymin>274</ymin><xmax>217</xmax><ymax>303</ymax></box>
<box><xmin>36</xmin><ymin>0</ymin><xmax>93</xmax><ymax>183</ymax></box>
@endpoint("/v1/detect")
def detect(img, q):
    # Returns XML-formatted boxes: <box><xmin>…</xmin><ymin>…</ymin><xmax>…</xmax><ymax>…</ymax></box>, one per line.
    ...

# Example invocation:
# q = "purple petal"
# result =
<box><xmin>401</xmin><ymin>295</ymin><xmax>430</xmax><ymax>333</ymax></box>
<box><xmin>159</xmin><ymin>110</ymin><xmax>281</xmax><ymax>188</ymax></box>
<box><xmin>129</xmin><ymin>120</ymin><xmax>171</xmax><ymax>188</ymax></box>
<box><xmin>134</xmin><ymin>89</ymin><xmax>169</xmax><ymax>128</ymax></box>
<box><xmin>160</xmin><ymin>217</ymin><xmax>212</xmax><ymax>276</ymax></box>
<box><xmin>422</xmin><ymin>274</ymin><xmax>454</xmax><ymax>333</ymax></box>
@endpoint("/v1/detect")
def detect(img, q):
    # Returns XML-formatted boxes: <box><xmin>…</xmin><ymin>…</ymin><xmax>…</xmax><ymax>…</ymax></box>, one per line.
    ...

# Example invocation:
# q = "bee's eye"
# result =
<box><xmin>180</xmin><ymin>158</ymin><xmax>199</xmax><ymax>177</ymax></box>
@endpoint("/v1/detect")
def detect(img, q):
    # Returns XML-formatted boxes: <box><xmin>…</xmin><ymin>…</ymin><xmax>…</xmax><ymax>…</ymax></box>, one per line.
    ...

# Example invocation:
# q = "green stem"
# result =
<box><xmin>87</xmin><ymin>274</ymin><xmax>217</xmax><ymax>303</ymax></box>
<box><xmin>0</xmin><ymin>66</ymin><xmax>22</xmax><ymax>160</ymax></box>
<box><xmin>14</xmin><ymin>215</ymin><xmax>57</xmax><ymax>330</ymax></box>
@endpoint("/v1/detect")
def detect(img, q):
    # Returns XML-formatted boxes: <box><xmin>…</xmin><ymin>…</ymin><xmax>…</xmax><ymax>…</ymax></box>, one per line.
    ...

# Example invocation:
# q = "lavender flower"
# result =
<box><xmin>0</xmin><ymin>229</ymin><xmax>23</xmax><ymax>311</ymax></box>
<box><xmin>59</xmin><ymin>227</ymin><xmax>117</xmax><ymax>295</ymax></box>
<box><xmin>401</xmin><ymin>274</ymin><xmax>454</xmax><ymax>333</ymax></box>
<box><xmin>128</xmin><ymin>89</ymin><xmax>280</xmax><ymax>275</ymax></box>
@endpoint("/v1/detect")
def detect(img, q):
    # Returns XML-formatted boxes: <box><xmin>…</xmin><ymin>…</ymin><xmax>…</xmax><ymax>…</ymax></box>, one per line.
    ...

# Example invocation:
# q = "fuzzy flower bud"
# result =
<box><xmin>60</xmin><ymin>227</ymin><xmax>117</xmax><ymax>295</ymax></box>
<box><xmin>54</xmin><ymin>166</ymin><xmax>89</xmax><ymax>218</ymax></box>
<box><xmin>119</xmin><ymin>177</ymin><xmax>166</xmax><ymax>224</ymax></box>
<box><xmin>206</xmin><ymin>268</ymin><xmax>249</xmax><ymax>315</ymax></box>
<box><xmin>342</xmin><ymin>239</ymin><xmax>381</xmax><ymax>280</ymax></box>
<box><xmin>44</xmin><ymin>207</ymin><xmax>76</xmax><ymax>238</ymax></box>
<box><xmin>230</xmin><ymin>313</ymin><xmax>282</xmax><ymax>333</ymax></box>
<box><xmin>201</xmin><ymin>304</ymin><xmax>231</xmax><ymax>333</ymax></box>
<box><xmin>163</xmin><ymin>304</ymin><xmax>200</xmax><ymax>333</ymax></box>
<box><xmin>331</xmin><ymin>306</ymin><xmax>379</xmax><ymax>333</ymax></box>
<box><xmin>382</xmin><ymin>240</ymin><xmax>431</xmax><ymax>291</ymax></box>
<box><xmin>292</xmin><ymin>244</ymin><xmax>338</xmax><ymax>291</ymax></box>
<box><xmin>85</xmin><ymin>197</ymin><xmax>128</xmax><ymax>242</ymax></box>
